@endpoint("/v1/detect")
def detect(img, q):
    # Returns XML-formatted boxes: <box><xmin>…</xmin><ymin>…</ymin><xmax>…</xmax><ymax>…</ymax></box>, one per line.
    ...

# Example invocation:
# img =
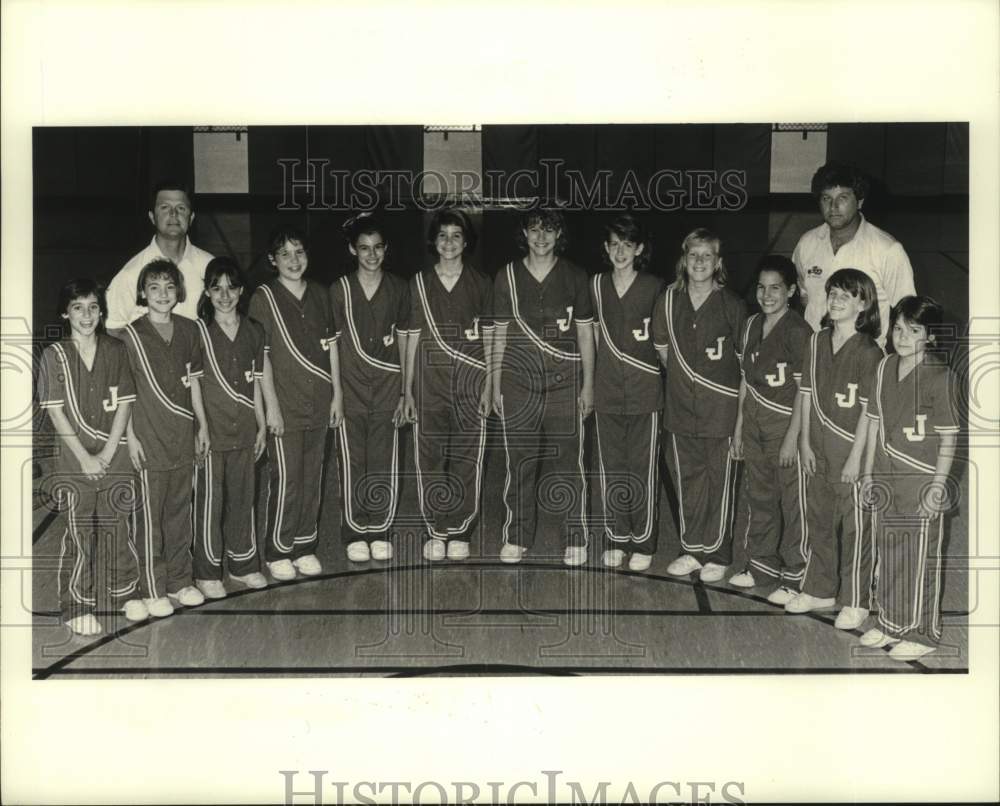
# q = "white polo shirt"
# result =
<box><xmin>105</xmin><ymin>236</ymin><xmax>214</xmax><ymax>329</ymax></box>
<box><xmin>792</xmin><ymin>214</ymin><xmax>915</xmax><ymax>345</ymax></box>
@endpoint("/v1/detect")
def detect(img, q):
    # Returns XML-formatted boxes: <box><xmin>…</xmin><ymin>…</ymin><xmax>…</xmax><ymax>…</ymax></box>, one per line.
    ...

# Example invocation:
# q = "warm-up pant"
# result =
<box><xmin>192</xmin><ymin>446</ymin><xmax>260</xmax><ymax>579</ymax></box>
<box><xmin>872</xmin><ymin>513</ymin><xmax>944</xmax><ymax>647</ymax></box>
<box><xmin>135</xmin><ymin>465</ymin><xmax>195</xmax><ymax>598</ymax></box>
<box><xmin>740</xmin><ymin>399</ymin><xmax>809</xmax><ymax>587</ymax></box>
<box><xmin>413</xmin><ymin>404</ymin><xmax>487</xmax><ymax>543</ymax></box>
<box><xmin>665</xmin><ymin>433</ymin><xmax>739</xmax><ymax>566</ymax></box>
<box><xmin>264</xmin><ymin>426</ymin><xmax>326</xmax><ymax>562</ymax></box>
<box><xmin>802</xmin><ymin>474</ymin><xmax>873</xmax><ymax>608</ymax></box>
<box><xmin>55</xmin><ymin>481</ymin><xmax>140</xmax><ymax>620</ymax></box>
<box><xmin>335</xmin><ymin>412</ymin><xmax>399</xmax><ymax>545</ymax></box>
<box><xmin>594</xmin><ymin>411</ymin><xmax>660</xmax><ymax>555</ymax></box>
<box><xmin>498</xmin><ymin>385</ymin><xmax>588</xmax><ymax>551</ymax></box>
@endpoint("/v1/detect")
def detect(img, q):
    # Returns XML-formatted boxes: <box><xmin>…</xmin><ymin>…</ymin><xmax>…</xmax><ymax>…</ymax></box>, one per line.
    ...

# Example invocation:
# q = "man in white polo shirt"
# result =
<box><xmin>105</xmin><ymin>180</ymin><xmax>213</xmax><ymax>329</ymax></box>
<box><xmin>792</xmin><ymin>162</ymin><xmax>915</xmax><ymax>346</ymax></box>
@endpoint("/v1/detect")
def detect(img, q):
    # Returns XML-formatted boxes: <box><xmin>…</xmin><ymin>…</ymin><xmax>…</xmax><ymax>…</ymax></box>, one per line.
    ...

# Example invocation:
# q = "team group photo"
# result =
<box><xmin>28</xmin><ymin>123</ymin><xmax>971</xmax><ymax>677</ymax></box>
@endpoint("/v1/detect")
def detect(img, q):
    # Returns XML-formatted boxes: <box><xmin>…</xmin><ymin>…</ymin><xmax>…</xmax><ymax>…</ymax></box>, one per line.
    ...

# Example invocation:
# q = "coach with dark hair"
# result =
<box><xmin>105</xmin><ymin>180</ymin><xmax>214</xmax><ymax>330</ymax></box>
<box><xmin>792</xmin><ymin>161</ymin><xmax>915</xmax><ymax>345</ymax></box>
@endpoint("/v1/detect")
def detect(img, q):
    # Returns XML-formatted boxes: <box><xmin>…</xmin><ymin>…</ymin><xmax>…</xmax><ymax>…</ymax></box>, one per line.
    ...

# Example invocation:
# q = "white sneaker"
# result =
<box><xmin>767</xmin><ymin>586</ymin><xmax>799</xmax><ymax>606</ymax></box>
<box><xmin>144</xmin><ymin>596</ymin><xmax>175</xmax><ymax>618</ymax></box>
<box><xmin>889</xmin><ymin>640</ymin><xmax>936</xmax><ymax>661</ymax></box>
<box><xmin>699</xmin><ymin>562</ymin><xmax>727</xmax><ymax>583</ymax></box>
<box><xmin>785</xmin><ymin>592</ymin><xmax>836</xmax><ymax>613</ymax></box>
<box><xmin>423</xmin><ymin>538</ymin><xmax>446</xmax><ymax>561</ymax></box>
<box><xmin>293</xmin><ymin>554</ymin><xmax>323</xmax><ymax>576</ymax></box>
<box><xmin>628</xmin><ymin>553</ymin><xmax>653</xmax><ymax>572</ymax></box>
<box><xmin>370</xmin><ymin>540</ymin><xmax>393</xmax><ymax>561</ymax></box>
<box><xmin>602</xmin><ymin>549</ymin><xmax>625</xmax><ymax>567</ymax></box>
<box><xmin>168</xmin><ymin>586</ymin><xmax>205</xmax><ymax>607</ymax></box>
<box><xmin>859</xmin><ymin>628</ymin><xmax>898</xmax><ymax>648</ymax></box>
<box><xmin>446</xmin><ymin>540</ymin><xmax>470</xmax><ymax>560</ymax></box>
<box><xmin>563</xmin><ymin>546</ymin><xmax>587</xmax><ymax>567</ymax></box>
<box><xmin>834</xmin><ymin>606</ymin><xmax>869</xmax><ymax>631</ymax></box>
<box><xmin>66</xmin><ymin>613</ymin><xmax>103</xmax><ymax>636</ymax></box>
<box><xmin>229</xmin><ymin>571</ymin><xmax>268</xmax><ymax>590</ymax></box>
<box><xmin>728</xmin><ymin>571</ymin><xmax>756</xmax><ymax>588</ymax></box>
<box><xmin>500</xmin><ymin>543</ymin><xmax>526</xmax><ymax>564</ymax></box>
<box><xmin>267</xmin><ymin>559</ymin><xmax>297</xmax><ymax>581</ymax></box>
<box><xmin>346</xmin><ymin>541</ymin><xmax>371</xmax><ymax>562</ymax></box>
<box><xmin>666</xmin><ymin>554</ymin><xmax>702</xmax><ymax>576</ymax></box>
<box><xmin>122</xmin><ymin>599</ymin><xmax>149</xmax><ymax>622</ymax></box>
<box><xmin>195</xmin><ymin>579</ymin><xmax>228</xmax><ymax>600</ymax></box>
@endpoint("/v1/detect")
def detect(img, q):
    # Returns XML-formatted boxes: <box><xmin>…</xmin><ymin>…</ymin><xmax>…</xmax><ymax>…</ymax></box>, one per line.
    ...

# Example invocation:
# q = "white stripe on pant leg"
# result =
<box><xmin>367</xmin><ymin>425</ymin><xmax>399</xmax><ymax>532</ymax></box>
<box><xmin>140</xmin><ymin>469</ymin><xmax>159</xmax><ymax>598</ymax></box>
<box><xmin>706</xmin><ymin>446</ymin><xmax>735</xmax><ymax>554</ymax></box>
<box><xmin>498</xmin><ymin>396</ymin><xmax>516</xmax><ymax>546</ymax></box>
<box><xmin>68</xmin><ymin>492</ymin><xmax>96</xmax><ymax>605</ymax></box>
<box><xmin>796</xmin><ymin>454</ymin><xmax>810</xmax><ymax>563</ymax></box>
<box><xmin>594</xmin><ymin>413</ymin><xmax>629</xmax><ymax>543</ymax></box>
<box><xmin>337</xmin><ymin>422</ymin><xmax>367</xmax><ymax>534</ymax></box>
<box><xmin>909</xmin><ymin>518</ymin><xmax>929</xmax><ymax>633</ymax></box>
<box><xmin>450</xmin><ymin>413</ymin><xmax>488</xmax><ymax>535</ymax></box>
<box><xmin>671</xmin><ymin>434</ymin><xmax>687</xmax><ymax>543</ymax></box>
<box><xmin>632</xmin><ymin>412</ymin><xmax>659</xmax><ymax>544</ymax></box>
<box><xmin>293</xmin><ymin>439</ymin><xmax>329</xmax><ymax>545</ymax></box>
<box><xmin>270</xmin><ymin>436</ymin><xmax>292</xmax><ymax>553</ymax></box>
<box><xmin>849</xmin><ymin>482</ymin><xmax>863</xmax><ymax>609</ymax></box>
<box><xmin>227</xmin><ymin>451</ymin><xmax>258</xmax><ymax>561</ymax></box>
<box><xmin>412</xmin><ymin>420</ymin><xmax>444</xmax><ymax>538</ymax></box>
<box><xmin>576</xmin><ymin>410</ymin><xmax>588</xmax><ymax>549</ymax></box>
<box><xmin>931</xmin><ymin>517</ymin><xmax>944</xmax><ymax>640</ymax></box>
<box><xmin>200</xmin><ymin>454</ymin><xmax>220</xmax><ymax>566</ymax></box>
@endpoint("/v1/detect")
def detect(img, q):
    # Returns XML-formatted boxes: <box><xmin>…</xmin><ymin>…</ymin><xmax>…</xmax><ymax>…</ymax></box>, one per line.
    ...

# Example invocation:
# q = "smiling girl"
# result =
<box><xmin>249</xmin><ymin>227</ymin><xmax>338</xmax><ymax>582</ymax></box>
<box><xmin>787</xmin><ymin>268</ymin><xmax>883</xmax><ymax>627</ymax></box>
<box><xmin>192</xmin><ymin>257</ymin><xmax>268</xmax><ymax>598</ymax></box>
<box><xmin>38</xmin><ymin>279</ymin><xmax>145</xmax><ymax>635</ymax></box>
<box><xmin>122</xmin><ymin>259</ymin><xmax>211</xmax><ymax>618</ymax></box>
<box><xmin>729</xmin><ymin>255</ymin><xmax>812</xmax><ymax>598</ymax></box>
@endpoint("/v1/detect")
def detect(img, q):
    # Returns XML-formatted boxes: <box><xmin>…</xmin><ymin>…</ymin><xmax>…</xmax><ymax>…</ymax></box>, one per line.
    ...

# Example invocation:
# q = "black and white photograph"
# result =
<box><xmin>3</xmin><ymin>2</ymin><xmax>998</xmax><ymax>804</ymax></box>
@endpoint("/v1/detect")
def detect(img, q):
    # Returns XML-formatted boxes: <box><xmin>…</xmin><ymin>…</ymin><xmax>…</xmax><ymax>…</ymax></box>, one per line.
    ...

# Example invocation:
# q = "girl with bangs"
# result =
<box><xmin>589</xmin><ymin>215</ymin><xmax>664</xmax><ymax>572</ymax></box>
<box><xmin>192</xmin><ymin>257</ymin><xmax>268</xmax><ymax>598</ymax></box>
<box><xmin>492</xmin><ymin>208</ymin><xmax>595</xmax><ymax>566</ymax></box>
<box><xmin>652</xmin><ymin>228</ymin><xmax>746</xmax><ymax>584</ymax></box>
<box><xmin>787</xmin><ymin>268</ymin><xmax>883</xmax><ymax>628</ymax></box>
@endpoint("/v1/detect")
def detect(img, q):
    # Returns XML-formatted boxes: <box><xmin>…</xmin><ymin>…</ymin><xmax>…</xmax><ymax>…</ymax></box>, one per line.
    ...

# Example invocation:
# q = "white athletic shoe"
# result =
<box><xmin>195</xmin><ymin>579</ymin><xmax>228</xmax><ymax>600</ymax></box>
<box><xmin>627</xmin><ymin>553</ymin><xmax>653</xmax><ymax>572</ymax></box>
<box><xmin>66</xmin><ymin>613</ymin><xmax>103</xmax><ymax>636</ymax></box>
<box><xmin>423</xmin><ymin>538</ymin><xmax>446</xmax><ymax>561</ymax></box>
<box><xmin>293</xmin><ymin>554</ymin><xmax>323</xmax><ymax>576</ymax></box>
<box><xmin>370</xmin><ymin>540</ymin><xmax>393</xmax><ymax>561</ymax></box>
<box><xmin>602</xmin><ymin>549</ymin><xmax>625</xmax><ymax>568</ymax></box>
<box><xmin>834</xmin><ymin>606</ymin><xmax>869</xmax><ymax>631</ymax></box>
<box><xmin>563</xmin><ymin>546</ymin><xmax>587</xmax><ymax>567</ymax></box>
<box><xmin>666</xmin><ymin>554</ymin><xmax>702</xmax><ymax>576</ymax></box>
<box><xmin>144</xmin><ymin>596</ymin><xmax>175</xmax><ymax>618</ymax></box>
<box><xmin>859</xmin><ymin>628</ymin><xmax>898</xmax><ymax>648</ymax></box>
<box><xmin>122</xmin><ymin>599</ymin><xmax>149</xmax><ymax>622</ymax></box>
<box><xmin>168</xmin><ymin>586</ymin><xmax>205</xmax><ymax>607</ymax></box>
<box><xmin>499</xmin><ymin>544</ymin><xmax>526</xmax><ymax>564</ymax></box>
<box><xmin>346</xmin><ymin>542</ymin><xmax>371</xmax><ymax>562</ymax></box>
<box><xmin>267</xmin><ymin>559</ymin><xmax>297</xmax><ymax>581</ymax></box>
<box><xmin>446</xmin><ymin>541</ymin><xmax>470</xmax><ymax>561</ymax></box>
<box><xmin>699</xmin><ymin>562</ymin><xmax>728</xmax><ymax>583</ymax></box>
<box><xmin>728</xmin><ymin>571</ymin><xmax>756</xmax><ymax>588</ymax></box>
<box><xmin>229</xmin><ymin>572</ymin><xmax>268</xmax><ymax>590</ymax></box>
<box><xmin>889</xmin><ymin>640</ymin><xmax>936</xmax><ymax>661</ymax></box>
<box><xmin>784</xmin><ymin>592</ymin><xmax>836</xmax><ymax>613</ymax></box>
<box><xmin>767</xmin><ymin>586</ymin><xmax>799</xmax><ymax>607</ymax></box>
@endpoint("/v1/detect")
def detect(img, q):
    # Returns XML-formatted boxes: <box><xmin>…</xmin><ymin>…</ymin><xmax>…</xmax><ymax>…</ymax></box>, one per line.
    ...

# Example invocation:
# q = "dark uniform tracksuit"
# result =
<box><xmin>493</xmin><ymin>258</ymin><xmax>594</xmax><ymax>551</ymax></box>
<box><xmin>192</xmin><ymin>317</ymin><xmax>265</xmax><ymax>580</ymax></box>
<box><xmin>39</xmin><ymin>335</ymin><xmax>140</xmax><ymax>620</ymax></box>
<box><xmin>590</xmin><ymin>272</ymin><xmax>664</xmax><ymax>556</ymax></box>
<box><xmin>737</xmin><ymin>309</ymin><xmax>813</xmax><ymax>588</ymax></box>
<box><xmin>799</xmin><ymin>329</ymin><xmax>883</xmax><ymax>607</ymax></box>
<box><xmin>652</xmin><ymin>285</ymin><xmax>746</xmax><ymax>566</ymax></box>
<box><xmin>405</xmin><ymin>267</ymin><xmax>493</xmax><ymax>544</ymax></box>
<box><xmin>329</xmin><ymin>271</ymin><xmax>409</xmax><ymax>546</ymax></box>
<box><xmin>248</xmin><ymin>280</ymin><xmax>334</xmax><ymax>562</ymax></box>
<box><xmin>867</xmin><ymin>355</ymin><xmax>959</xmax><ymax>646</ymax></box>
<box><xmin>121</xmin><ymin>315</ymin><xmax>204</xmax><ymax>598</ymax></box>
